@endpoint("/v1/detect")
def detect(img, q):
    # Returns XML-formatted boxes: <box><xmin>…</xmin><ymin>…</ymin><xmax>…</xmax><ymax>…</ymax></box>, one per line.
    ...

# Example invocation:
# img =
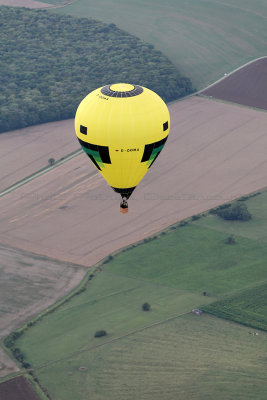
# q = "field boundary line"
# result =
<box><xmin>198</xmin><ymin>56</ymin><xmax>267</xmax><ymax>93</ymax></box>
<box><xmin>32</xmin><ymin>0</ymin><xmax>80</xmax><ymax>10</ymax></box>
<box><xmin>0</xmin><ymin>148</ymin><xmax>82</xmax><ymax>198</ymax></box>
<box><xmin>195</xmin><ymin>220</ymin><xmax>267</xmax><ymax>244</ymax></box>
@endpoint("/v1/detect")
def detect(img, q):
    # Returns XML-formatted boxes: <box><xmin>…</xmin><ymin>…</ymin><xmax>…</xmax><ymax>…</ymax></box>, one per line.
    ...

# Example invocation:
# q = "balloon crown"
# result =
<box><xmin>101</xmin><ymin>83</ymin><xmax>143</xmax><ymax>98</ymax></box>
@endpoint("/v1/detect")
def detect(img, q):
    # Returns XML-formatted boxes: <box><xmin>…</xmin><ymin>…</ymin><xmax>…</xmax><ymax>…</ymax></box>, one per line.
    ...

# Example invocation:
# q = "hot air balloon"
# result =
<box><xmin>75</xmin><ymin>83</ymin><xmax>170</xmax><ymax>213</ymax></box>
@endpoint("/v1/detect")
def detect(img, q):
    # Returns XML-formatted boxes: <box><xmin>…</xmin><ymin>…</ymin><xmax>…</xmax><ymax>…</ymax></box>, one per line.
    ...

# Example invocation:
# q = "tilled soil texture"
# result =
<box><xmin>1</xmin><ymin>97</ymin><xmax>267</xmax><ymax>266</ymax></box>
<box><xmin>201</xmin><ymin>57</ymin><xmax>267</xmax><ymax>110</ymax></box>
<box><xmin>0</xmin><ymin>376</ymin><xmax>40</xmax><ymax>400</ymax></box>
<box><xmin>0</xmin><ymin>245</ymin><xmax>86</xmax><ymax>338</ymax></box>
<box><xmin>0</xmin><ymin>348</ymin><xmax>19</xmax><ymax>378</ymax></box>
<box><xmin>0</xmin><ymin>119</ymin><xmax>76</xmax><ymax>192</ymax></box>
<box><xmin>0</xmin><ymin>245</ymin><xmax>86</xmax><ymax>376</ymax></box>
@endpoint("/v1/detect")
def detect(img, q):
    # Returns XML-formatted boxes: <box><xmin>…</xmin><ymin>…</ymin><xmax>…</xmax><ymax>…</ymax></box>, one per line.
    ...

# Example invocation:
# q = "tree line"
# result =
<box><xmin>0</xmin><ymin>6</ymin><xmax>194</xmax><ymax>133</ymax></box>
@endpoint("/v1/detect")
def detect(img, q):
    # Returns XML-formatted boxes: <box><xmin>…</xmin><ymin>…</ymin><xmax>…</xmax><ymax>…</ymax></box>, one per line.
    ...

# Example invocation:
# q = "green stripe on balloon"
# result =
<box><xmin>81</xmin><ymin>146</ymin><xmax>105</xmax><ymax>168</ymax></box>
<box><xmin>146</xmin><ymin>144</ymin><xmax>165</xmax><ymax>166</ymax></box>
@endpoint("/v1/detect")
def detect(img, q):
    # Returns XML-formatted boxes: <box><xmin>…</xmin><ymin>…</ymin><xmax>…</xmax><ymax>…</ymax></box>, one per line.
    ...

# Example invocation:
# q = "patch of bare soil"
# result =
<box><xmin>0</xmin><ymin>245</ymin><xmax>86</xmax><ymax>338</ymax></box>
<box><xmin>0</xmin><ymin>244</ymin><xmax>86</xmax><ymax>376</ymax></box>
<box><xmin>0</xmin><ymin>376</ymin><xmax>40</xmax><ymax>400</ymax></box>
<box><xmin>0</xmin><ymin>348</ymin><xmax>19</xmax><ymax>378</ymax></box>
<box><xmin>201</xmin><ymin>57</ymin><xmax>267</xmax><ymax>110</ymax></box>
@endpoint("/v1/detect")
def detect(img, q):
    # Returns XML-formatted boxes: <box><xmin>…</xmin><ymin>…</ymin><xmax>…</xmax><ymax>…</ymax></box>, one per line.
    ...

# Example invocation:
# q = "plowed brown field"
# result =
<box><xmin>0</xmin><ymin>376</ymin><xmax>40</xmax><ymax>400</ymax></box>
<box><xmin>202</xmin><ymin>57</ymin><xmax>267</xmax><ymax>110</ymax></box>
<box><xmin>1</xmin><ymin>96</ymin><xmax>267</xmax><ymax>266</ymax></box>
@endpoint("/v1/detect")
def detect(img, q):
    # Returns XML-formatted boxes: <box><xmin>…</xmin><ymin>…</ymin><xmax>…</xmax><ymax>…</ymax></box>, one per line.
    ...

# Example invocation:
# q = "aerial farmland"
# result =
<box><xmin>0</xmin><ymin>1</ymin><xmax>266</xmax><ymax>399</ymax></box>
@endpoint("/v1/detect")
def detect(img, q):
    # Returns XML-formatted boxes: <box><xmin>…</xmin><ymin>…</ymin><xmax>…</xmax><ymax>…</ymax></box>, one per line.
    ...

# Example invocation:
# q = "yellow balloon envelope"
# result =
<box><xmin>75</xmin><ymin>83</ymin><xmax>170</xmax><ymax>211</ymax></box>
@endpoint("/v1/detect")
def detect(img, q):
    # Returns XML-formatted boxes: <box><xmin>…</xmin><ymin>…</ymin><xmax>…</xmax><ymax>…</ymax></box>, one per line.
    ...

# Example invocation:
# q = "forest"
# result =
<box><xmin>0</xmin><ymin>6</ymin><xmax>194</xmax><ymax>133</ymax></box>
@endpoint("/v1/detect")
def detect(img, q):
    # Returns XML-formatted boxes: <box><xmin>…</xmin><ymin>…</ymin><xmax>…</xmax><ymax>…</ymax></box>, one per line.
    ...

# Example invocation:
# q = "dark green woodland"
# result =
<box><xmin>0</xmin><ymin>6</ymin><xmax>194</xmax><ymax>133</ymax></box>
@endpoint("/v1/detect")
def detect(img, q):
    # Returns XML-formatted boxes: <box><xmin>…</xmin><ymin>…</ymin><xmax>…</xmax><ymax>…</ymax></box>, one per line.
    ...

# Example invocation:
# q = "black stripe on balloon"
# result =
<box><xmin>86</xmin><ymin>154</ymin><xmax>101</xmax><ymax>171</ymax></box>
<box><xmin>78</xmin><ymin>138</ymin><xmax>98</xmax><ymax>152</ymax></box>
<box><xmin>148</xmin><ymin>151</ymin><xmax>161</xmax><ymax>169</ymax></box>
<box><xmin>156</xmin><ymin>136</ymin><xmax>168</xmax><ymax>147</ymax></box>
<box><xmin>80</xmin><ymin>125</ymin><xmax>87</xmax><ymax>135</ymax></box>
<box><xmin>141</xmin><ymin>143</ymin><xmax>154</xmax><ymax>162</ymax></box>
<box><xmin>78</xmin><ymin>138</ymin><xmax>112</xmax><ymax>164</ymax></box>
<box><xmin>163</xmin><ymin>121</ymin><xmax>168</xmax><ymax>131</ymax></box>
<box><xmin>141</xmin><ymin>136</ymin><xmax>168</xmax><ymax>162</ymax></box>
<box><xmin>98</xmin><ymin>146</ymin><xmax>111</xmax><ymax>164</ymax></box>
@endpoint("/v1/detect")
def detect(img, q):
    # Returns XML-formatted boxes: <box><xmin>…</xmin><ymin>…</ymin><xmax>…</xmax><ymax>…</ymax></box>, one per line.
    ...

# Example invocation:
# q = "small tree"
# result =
<box><xmin>48</xmin><ymin>157</ymin><xmax>55</xmax><ymax>166</ymax></box>
<box><xmin>142</xmin><ymin>302</ymin><xmax>151</xmax><ymax>311</ymax></box>
<box><xmin>94</xmin><ymin>330</ymin><xmax>107</xmax><ymax>338</ymax></box>
<box><xmin>22</xmin><ymin>361</ymin><xmax>31</xmax><ymax>369</ymax></box>
<box><xmin>225</xmin><ymin>235</ymin><xmax>236</xmax><ymax>245</ymax></box>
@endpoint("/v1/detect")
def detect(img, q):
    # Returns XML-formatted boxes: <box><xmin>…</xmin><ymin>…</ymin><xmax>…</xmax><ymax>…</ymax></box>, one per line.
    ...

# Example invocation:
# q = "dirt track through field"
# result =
<box><xmin>1</xmin><ymin>96</ymin><xmax>267</xmax><ymax>266</ymax></box>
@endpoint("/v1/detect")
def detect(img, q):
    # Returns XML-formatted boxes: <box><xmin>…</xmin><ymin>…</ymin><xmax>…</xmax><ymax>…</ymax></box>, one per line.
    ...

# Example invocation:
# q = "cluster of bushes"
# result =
<box><xmin>210</xmin><ymin>202</ymin><xmax>252</xmax><ymax>221</ymax></box>
<box><xmin>4</xmin><ymin>332</ymin><xmax>31</xmax><ymax>369</ymax></box>
<box><xmin>0</xmin><ymin>6</ymin><xmax>194</xmax><ymax>133</ymax></box>
<box><xmin>3</xmin><ymin>331</ymin><xmax>22</xmax><ymax>349</ymax></box>
<box><xmin>237</xmin><ymin>192</ymin><xmax>261</xmax><ymax>202</ymax></box>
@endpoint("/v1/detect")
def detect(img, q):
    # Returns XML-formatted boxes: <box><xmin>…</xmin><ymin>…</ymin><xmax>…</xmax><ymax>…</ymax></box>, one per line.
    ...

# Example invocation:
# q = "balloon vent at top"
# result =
<box><xmin>101</xmin><ymin>83</ymin><xmax>143</xmax><ymax>98</ymax></box>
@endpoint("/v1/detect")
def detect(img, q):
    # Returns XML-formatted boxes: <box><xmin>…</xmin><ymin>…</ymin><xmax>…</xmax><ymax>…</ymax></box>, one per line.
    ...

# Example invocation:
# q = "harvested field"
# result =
<box><xmin>1</xmin><ymin>96</ymin><xmax>267</xmax><ymax>266</ymax></box>
<box><xmin>0</xmin><ymin>0</ymin><xmax>51</xmax><ymax>7</ymax></box>
<box><xmin>0</xmin><ymin>376</ymin><xmax>40</xmax><ymax>400</ymax></box>
<box><xmin>201</xmin><ymin>57</ymin><xmax>267</xmax><ymax>110</ymax></box>
<box><xmin>0</xmin><ymin>348</ymin><xmax>19</xmax><ymax>378</ymax></box>
<box><xmin>0</xmin><ymin>244</ymin><xmax>86</xmax><ymax>376</ymax></box>
<box><xmin>0</xmin><ymin>245</ymin><xmax>85</xmax><ymax>338</ymax></box>
<box><xmin>0</xmin><ymin>245</ymin><xmax>86</xmax><ymax>376</ymax></box>
<box><xmin>0</xmin><ymin>119</ymin><xmax>77</xmax><ymax>191</ymax></box>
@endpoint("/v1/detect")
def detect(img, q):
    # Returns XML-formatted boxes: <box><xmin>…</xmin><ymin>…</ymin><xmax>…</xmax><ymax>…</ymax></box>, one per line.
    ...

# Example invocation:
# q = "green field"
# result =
<box><xmin>50</xmin><ymin>0</ymin><xmax>267</xmax><ymax>88</ymax></box>
<box><xmin>194</xmin><ymin>192</ymin><xmax>267</xmax><ymax>242</ymax></box>
<box><xmin>203</xmin><ymin>283</ymin><xmax>267</xmax><ymax>331</ymax></box>
<box><xmin>103</xmin><ymin>224</ymin><xmax>267</xmax><ymax>297</ymax></box>
<box><xmin>25</xmin><ymin>316</ymin><xmax>267</xmax><ymax>400</ymax></box>
<box><xmin>11</xmin><ymin>266</ymin><xmax>214</xmax><ymax>367</ymax></box>
<box><xmin>9</xmin><ymin>190</ymin><xmax>267</xmax><ymax>399</ymax></box>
